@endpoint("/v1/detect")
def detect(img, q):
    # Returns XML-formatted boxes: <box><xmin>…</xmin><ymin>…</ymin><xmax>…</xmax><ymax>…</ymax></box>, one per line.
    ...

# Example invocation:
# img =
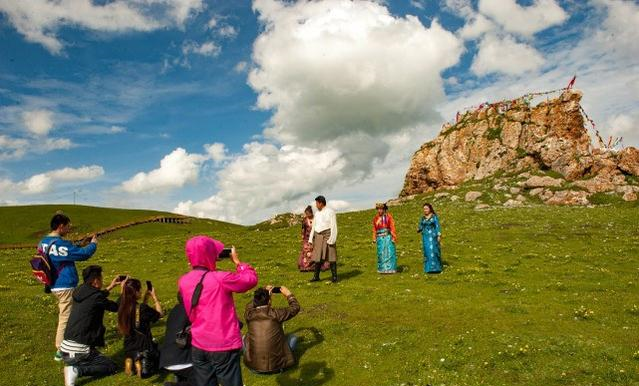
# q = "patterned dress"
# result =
<box><xmin>373</xmin><ymin>213</ymin><xmax>398</xmax><ymax>274</ymax></box>
<box><xmin>298</xmin><ymin>218</ymin><xmax>328</xmax><ymax>272</ymax></box>
<box><xmin>418</xmin><ymin>214</ymin><xmax>442</xmax><ymax>273</ymax></box>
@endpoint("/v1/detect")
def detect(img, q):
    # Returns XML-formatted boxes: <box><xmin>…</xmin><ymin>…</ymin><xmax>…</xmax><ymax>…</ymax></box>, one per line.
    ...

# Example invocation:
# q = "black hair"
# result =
<box><xmin>82</xmin><ymin>265</ymin><xmax>102</xmax><ymax>283</ymax></box>
<box><xmin>304</xmin><ymin>205</ymin><xmax>313</xmax><ymax>215</ymax></box>
<box><xmin>50</xmin><ymin>213</ymin><xmax>70</xmax><ymax>231</ymax></box>
<box><xmin>253</xmin><ymin>287</ymin><xmax>271</xmax><ymax>307</ymax></box>
<box><xmin>423</xmin><ymin>202</ymin><xmax>436</xmax><ymax>215</ymax></box>
<box><xmin>315</xmin><ymin>195</ymin><xmax>326</xmax><ymax>205</ymax></box>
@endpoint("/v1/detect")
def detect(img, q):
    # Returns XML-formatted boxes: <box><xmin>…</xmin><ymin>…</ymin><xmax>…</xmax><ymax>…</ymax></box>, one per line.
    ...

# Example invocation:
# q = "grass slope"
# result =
<box><xmin>1</xmin><ymin>195</ymin><xmax>638</xmax><ymax>386</ymax></box>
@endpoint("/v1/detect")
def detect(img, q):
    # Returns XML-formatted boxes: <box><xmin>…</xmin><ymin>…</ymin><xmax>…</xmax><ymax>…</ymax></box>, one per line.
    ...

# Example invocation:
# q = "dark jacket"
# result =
<box><xmin>243</xmin><ymin>295</ymin><xmax>300</xmax><ymax>373</ymax></box>
<box><xmin>64</xmin><ymin>283</ymin><xmax>118</xmax><ymax>347</ymax></box>
<box><xmin>159</xmin><ymin>303</ymin><xmax>192</xmax><ymax>369</ymax></box>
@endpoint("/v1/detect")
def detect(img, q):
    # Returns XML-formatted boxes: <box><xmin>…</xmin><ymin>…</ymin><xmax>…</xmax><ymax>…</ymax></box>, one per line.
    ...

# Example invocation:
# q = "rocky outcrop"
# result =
<box><xmin>400</xmin><ymin>90</ymin><xmax>639</xmax><ymax>204</ymax></box>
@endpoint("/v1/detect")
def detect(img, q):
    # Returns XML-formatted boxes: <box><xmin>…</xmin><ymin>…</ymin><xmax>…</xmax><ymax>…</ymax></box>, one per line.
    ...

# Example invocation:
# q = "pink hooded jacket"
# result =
<box><xmin>178</xmin><ymin>236</ymin><xmax>258</xmax><ymax>352</ymax></box>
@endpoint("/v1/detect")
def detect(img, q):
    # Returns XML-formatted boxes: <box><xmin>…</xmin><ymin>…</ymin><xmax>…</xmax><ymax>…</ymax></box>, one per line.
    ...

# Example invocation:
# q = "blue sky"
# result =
<box><xmin>0</xmin><ymin>0</ymin><xmax>637</xmax><ymax>224</ymax></box>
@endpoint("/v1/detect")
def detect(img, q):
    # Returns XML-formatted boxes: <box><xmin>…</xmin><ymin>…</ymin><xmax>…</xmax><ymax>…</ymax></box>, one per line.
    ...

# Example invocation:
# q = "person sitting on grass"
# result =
<box><xmin>59</xmin><ymin>265</ymin><xmax>122</xmax><ymax>386</ymax></box>
<box><xmin>243</xmin><ymin>285</ymin><xmax>301</xmax><ymax>374</ymax></box>
<box><xmin>159</xmin><ymin>294</ymin><xmax>194</xmax><ymax>386</ymax></box>
<box><xmin>117</xmin><ymin>278</ymin><xmax>163</xmax><ymax>378</ymax></box>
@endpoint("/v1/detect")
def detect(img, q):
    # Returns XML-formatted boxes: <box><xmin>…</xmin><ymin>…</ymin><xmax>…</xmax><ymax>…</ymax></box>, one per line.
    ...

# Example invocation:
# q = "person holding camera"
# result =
<box><xmin>60</xmin><ymin>265</ymin><xmax>122</xmax><ymax>386</ymax></box>
<box><xmin>39</xmin><ymin>213</ymin><xmax>99</xmax><ymax>361</ymax></box>
<box><xmin>117</xmin><ymin>278</ymin><xmax>163</xmax><ymax>378</ymax></box>
<box><xmin>178</xmin><ymin>236</ymin><xmax>258</xmax><ymax>386</ymax></box>
<box><xmin>243</xmin><ymin>285</ymin><xmax>301</xmax><ymax>374</ymax></box>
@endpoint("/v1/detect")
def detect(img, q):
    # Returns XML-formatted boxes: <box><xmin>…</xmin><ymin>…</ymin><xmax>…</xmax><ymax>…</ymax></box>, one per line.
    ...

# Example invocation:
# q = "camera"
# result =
<box><xmin>218</xmin><ymin>248</ymin><xmax>232</xmax><ymax>258</ymax></box>
<box><xmin>117</xmin><ymin>275</ymin><xmax>127</xmax><ymax>282</ymax></box>
<box><xmin>271</xmin><ymin>287</ymin><xmax>281</xmax><ymax>294</ymax></box>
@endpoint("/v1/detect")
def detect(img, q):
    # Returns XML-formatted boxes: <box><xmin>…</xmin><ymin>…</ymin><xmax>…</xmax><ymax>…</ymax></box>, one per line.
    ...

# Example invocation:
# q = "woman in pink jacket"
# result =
<box><xmin>178</xmin><ymin>236</ymin><xmax>258</xmax><ymax>386</ymax></box>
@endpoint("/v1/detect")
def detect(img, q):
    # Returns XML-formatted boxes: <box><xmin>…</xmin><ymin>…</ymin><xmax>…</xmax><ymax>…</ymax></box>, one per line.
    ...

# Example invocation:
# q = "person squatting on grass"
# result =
<box><xmin>243</xmin><ymin>285</ymin><xmax>301</xmax><ymax>374</ymax></box>
<box><xmin>308</xmin><ymin>195</ymin><xmax>339</xmax><ymax>283</ymax></box>
<box><xmin>117</xmin><ymin>277</ymin><xmax>163</xmax><ymax>378</ymax></box>
<box><xmin>160</xmin><ymin>294</ymin><xmax>195</xmax><ymax>386</ymax></box>
<box><xmin>38</xmin><ymin>213</ymin><xmax>98</xmax><ymax>361</ymax></box>
<box><xmin>178</xmin><ymin>236</ymin><xmax>258</xmax><ymax>386</ymax></box>
<box><xmin>60</xmin><ymin>265</ymin><xmax>122</xmax><ymax>386</ymax></box>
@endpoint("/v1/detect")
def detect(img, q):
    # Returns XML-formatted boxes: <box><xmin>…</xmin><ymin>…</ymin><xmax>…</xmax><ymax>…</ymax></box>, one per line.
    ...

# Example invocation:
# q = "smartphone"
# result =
<box><xmin>218</xmin><ymin>248</ymin><xmax>232</xmax><ymax>258</ymax></box>
<box><xmin>146</xmin><ymin>280</ymin><xmax>153</xmax><ymax>291</ymax></box>
<box><xmin>117</xmin><ymin>275</ymin><xmax>127</xmax><ymax>282</ymax></box>
<box><xmin>271</xmin><ymin>287</ymin><xmax>281</xmax><ymax>293</ymax></box>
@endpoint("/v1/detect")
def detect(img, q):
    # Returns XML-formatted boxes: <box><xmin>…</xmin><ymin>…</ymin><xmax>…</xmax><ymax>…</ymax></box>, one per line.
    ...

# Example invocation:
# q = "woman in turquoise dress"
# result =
<box><xmin>373</xmin><ymin>203</ymin><xmax>398</xmax><ymax>274</ymax></box>
<box><xmin>418</xmin><ymin>203</ymin><xmax>442</xmax><ymax>273</ymax></box>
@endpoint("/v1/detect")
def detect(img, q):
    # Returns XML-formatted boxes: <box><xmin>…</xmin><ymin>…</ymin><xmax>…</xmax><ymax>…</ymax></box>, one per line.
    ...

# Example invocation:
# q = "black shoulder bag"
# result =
<box><xmin>176</xmin><ymin>271</ymin><xmax>209</xmax><ymax>349</ymax></box>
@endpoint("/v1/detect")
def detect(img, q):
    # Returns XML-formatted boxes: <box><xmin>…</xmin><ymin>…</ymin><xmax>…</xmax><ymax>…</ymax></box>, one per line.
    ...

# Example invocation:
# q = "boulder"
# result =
<box><xmin>545</xmin><ymin>190</ymin><xmax>589</xmax><ymax>206</ymax></box>
<box><xmin>529</xmin><ymin>187</ymin><xmax>544</xmax><ymax>196</ymax></box>
<box><xmin>523</xmin><ymin>176</ymin><xmax>564</xmax><ymax>188</ymax></box>
<box><xmin>434</xmin><ymin>192</ymin><xmax>450</xmax><ymax>198</ymax></box>
<box><xmin>510</xmin><ymin>187</ymin><xmax>521</xmax><ymax>194</ymax></box>
<box><xmin>503</xmin><ymin>199</ymin><xmax>523</xmax><ymax>207</ymax></box>
<box><xmin>516</xmin><ymin>194</ymin><xmax>526</xmax><ymax>202</ymax></box>
<box><xmin>622</xmin><ymin>192</ymin><xmax>638</xmax><ymax>202</ymax></box>
<box><xmin>618</xmin><ymin>147</ymin><xmax>639</xmax><ymax>176</ymax></box>
<box><xmin>474</xmin><ymin>204</ymin><xmax>491</xmax><ymax>210</ymax></box>
<box><xmin>465</xmin><ymin>191</ymin><xmax>482</xmax><ymax>201</ymax></box>
<box><xmin>572</xmin><ymin>176</ymin><xmax>616</xmax><ymax>193</ymax></box>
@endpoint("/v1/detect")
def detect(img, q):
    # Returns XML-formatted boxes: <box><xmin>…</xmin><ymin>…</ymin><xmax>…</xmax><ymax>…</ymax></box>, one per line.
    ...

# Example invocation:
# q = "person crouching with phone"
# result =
<box><xmin>117</xmin><ymin>278</ymin><xmax>163</xmax><ymax>378</ymax></box>
<box><xmin>243</xmin><ymin>285</ymin><xmax>300</xmax><ymax>374</ymax></box>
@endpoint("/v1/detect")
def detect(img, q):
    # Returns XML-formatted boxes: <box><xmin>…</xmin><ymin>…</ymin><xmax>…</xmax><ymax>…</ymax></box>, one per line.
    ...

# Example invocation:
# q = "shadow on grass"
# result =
<box><xmin>337</xmin><ymin>269</ymin><xmax>362</xmax><ymax>282</ymax></box>
<box><xmin>276</xmin><ymin>361</ymin><xmax>334</xmax><ymax>386</ymax></box>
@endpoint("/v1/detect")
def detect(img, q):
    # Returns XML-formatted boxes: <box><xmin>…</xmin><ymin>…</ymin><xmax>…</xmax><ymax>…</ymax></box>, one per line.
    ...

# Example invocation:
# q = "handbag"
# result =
<box><xmin>175</xmin><ymin>270</ymin><xmax>208</xmax><ymax>348</ymax></box>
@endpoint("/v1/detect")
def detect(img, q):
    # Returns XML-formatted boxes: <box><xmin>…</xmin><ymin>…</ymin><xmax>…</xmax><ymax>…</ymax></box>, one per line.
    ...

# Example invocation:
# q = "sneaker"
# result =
<box><xmin>63</xmin><ymin>366</ymin><xmax>78</xmax><ymax>386</ymax></box>
<box><xmin>54</xmin><ymin>350</ymin><xmax>63</xmax><ymax>362</ymax></box>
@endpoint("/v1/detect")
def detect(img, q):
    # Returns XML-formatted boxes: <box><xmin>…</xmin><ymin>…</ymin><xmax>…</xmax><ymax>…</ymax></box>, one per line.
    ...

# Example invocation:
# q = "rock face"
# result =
<box><xmin>400</xmin><ymin>90</ymin><xmax>639</xmax><ymax>203</ymax></box>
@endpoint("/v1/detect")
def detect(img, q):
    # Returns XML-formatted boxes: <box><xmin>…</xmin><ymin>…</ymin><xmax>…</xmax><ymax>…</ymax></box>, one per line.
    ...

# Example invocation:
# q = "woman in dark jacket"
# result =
<box><xmin>159</xmin><ymin>294</ymin><xmax>194</xmax><ymax>386</ymax></box>
<box><xmin>117</xmin><ymin>278</ymin><xmax>163</xmax><ymax>378</ymax></box>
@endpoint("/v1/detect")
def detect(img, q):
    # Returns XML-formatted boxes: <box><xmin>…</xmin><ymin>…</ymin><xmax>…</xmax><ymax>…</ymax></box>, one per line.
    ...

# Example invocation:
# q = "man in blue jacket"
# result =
<box><xmin>39</xmin><ymin>213</ymin><xmax>98</xmax><ymax>361</ymax></box>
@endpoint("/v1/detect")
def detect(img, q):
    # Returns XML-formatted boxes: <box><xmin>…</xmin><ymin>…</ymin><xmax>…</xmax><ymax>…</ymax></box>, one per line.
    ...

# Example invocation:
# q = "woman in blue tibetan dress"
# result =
<box><xmin>418</xmin><ymin>203</ymin><xmax>442</xmax><ymax>273</ymax></box>
<box><xmin>373</xmin><ymin>203</ymin><xmax>398</xmax><ymax>274</ymax></box>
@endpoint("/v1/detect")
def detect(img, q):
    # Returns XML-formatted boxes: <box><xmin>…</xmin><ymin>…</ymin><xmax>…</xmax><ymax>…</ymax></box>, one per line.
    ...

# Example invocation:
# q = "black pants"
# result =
<box><xmin>192</xmin><ymin>347</ymin><xmax>242</xmax><ymax>386</ymax></box>
<box><xmin>62</xmin><ymin>349</ymin><xmax>117</xmax><ymax>378</ymax></box>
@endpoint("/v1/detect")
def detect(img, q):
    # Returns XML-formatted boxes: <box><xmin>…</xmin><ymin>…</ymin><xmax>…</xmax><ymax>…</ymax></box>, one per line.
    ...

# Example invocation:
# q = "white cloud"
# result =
<box><xmin>249</xmin><ymin>0</ymin><xmax>462</xmax><ymax>146</ymax></box>
<box><xmin>234</xmin><ymin>61</ymin><xmax>249</xmax><ymax>73</ymax></box>
<box><xmin>471</xmin><ymin>33</ymin><xmax>545</xmax><ymax>76</ymax></box>
<box><xmin>204</xmin><ymin>142</ymin><xmax>228</xmax><ymax>163</ymax></box>
<box><xmin>182</xmin><ymin>40</ymin><xmax>221</xmax><ymax>57</ymax></box>
<box><xmin>175</xmin><ymin>143</ymin><xmax>346</xmax><ymax>223</ymax></box>
<box><xmin>458</xmin><ymin>13</ymin><xmax>495</xmax><ymax>40</ymax></box>
<box><xmin>478</xmin><ymin>0</ymin><xmax>567</xmax><ymax>37</ymax></box>
<box><xmin>207</xmin><ymin>15</ymin><xmax>219</xmax><ymax>29</ymax></box>
<box><xmin>592</xmin><ymin>0</ymin><xmax>639</xmax><ymax>62</ymax></box>
<box><xmin>0</xmin><ymin>165</ymin><xmax>104</xmax><ymax>198</ymax></box>
<box><xmin>120</xmin><ymin>148</ymin><xmax>207</xmax><ymax>193</ymax></box>
<box><xmin>173</xmin><ymin>0</ymin><xmax>463</xmax><ymax>223</ymax></box>
<box><xmin>443</xmin><ymin>0</ymin><xmax>474</xmax><ymax>18</ymax></box>
<box><xmin>217</xmin><ymin>25</ymin><xmax>238</xmax><ymax>38</ymax></box>
<box><xmin>0</xmin><ymin>0</ymin><xmax>204</xmax><ymax>54</ymax></box>
<box><xmin>0</xmin><ymin>135</ymin><xmax>29</xmax><ymax>160</ymax></box>
<box><xmin>22</xmin><ymin>109</ymin><xmax>54</xmax><ymax>136</ymax></box>
<box><xmin>44</xmin><ymin>137</ymin><xmax>75</xmax><ymax>150</ymax></box>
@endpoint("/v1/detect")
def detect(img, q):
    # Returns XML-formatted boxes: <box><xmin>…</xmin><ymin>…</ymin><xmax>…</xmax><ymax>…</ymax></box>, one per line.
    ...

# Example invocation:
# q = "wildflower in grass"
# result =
<box><xmin>574</xmin><ymin>305</ymin><xmax>594</xmax><ymax>320</ymax></box>
<box><xmin>628</xmin><ymin>304</ymin><xmax>639</xmax><ymax>315</ymax></box>
<box><xmin>633</xmin><ymin>350</ymin><xmax>639</xmax><ymax>360</ymax></box>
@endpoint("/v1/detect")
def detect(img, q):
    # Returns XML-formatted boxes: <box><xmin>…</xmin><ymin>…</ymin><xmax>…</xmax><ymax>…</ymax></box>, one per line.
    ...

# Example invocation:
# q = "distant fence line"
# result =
<box><xmin>0</xmin><ymin>215</ymin><xmax>190</xmax><ymax>250</ymax></box>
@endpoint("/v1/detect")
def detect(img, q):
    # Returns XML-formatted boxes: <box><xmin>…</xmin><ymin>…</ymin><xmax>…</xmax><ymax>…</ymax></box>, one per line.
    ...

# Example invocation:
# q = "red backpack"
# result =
<box><xmin>29</xmin><ymin>241</ymin><xmax>59</xmax><ymax>292</ymax></box>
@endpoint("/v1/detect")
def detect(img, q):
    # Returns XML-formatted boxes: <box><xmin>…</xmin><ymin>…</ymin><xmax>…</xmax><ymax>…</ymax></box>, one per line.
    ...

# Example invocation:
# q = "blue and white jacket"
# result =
<box><xmin>38</xmin><ymin>236</ymin><xmax>97</xmax><ymax>290</ymax></box>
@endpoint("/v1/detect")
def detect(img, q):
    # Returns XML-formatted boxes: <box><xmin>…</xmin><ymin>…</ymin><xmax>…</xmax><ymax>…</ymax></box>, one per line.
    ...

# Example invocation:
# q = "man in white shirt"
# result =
<box><xmin>307</xmin><ymin>195</ymin><xmax>338</xmax><ymax>283</ymax></box>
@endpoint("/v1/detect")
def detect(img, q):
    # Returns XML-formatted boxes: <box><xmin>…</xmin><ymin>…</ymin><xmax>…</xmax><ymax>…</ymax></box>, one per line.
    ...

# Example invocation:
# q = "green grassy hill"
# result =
<box><xmin>1</xmin><ymin>191</ymin><xmax>638</xmax><ymax>386</ymax></box>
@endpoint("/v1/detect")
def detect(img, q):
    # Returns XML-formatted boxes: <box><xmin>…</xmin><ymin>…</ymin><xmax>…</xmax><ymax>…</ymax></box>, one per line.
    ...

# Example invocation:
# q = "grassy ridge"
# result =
<box><xmin>1</xmin><ymin>196</ymin><xmax>638</xmax><ymax>386</ymax></box>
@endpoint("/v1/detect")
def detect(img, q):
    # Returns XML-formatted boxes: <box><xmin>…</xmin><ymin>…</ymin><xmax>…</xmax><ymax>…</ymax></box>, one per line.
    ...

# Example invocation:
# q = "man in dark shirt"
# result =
<box><xmin>243</xmin><ymin>286</ymin><xmax>301</xmax><ymax>373</ymax></box>
<box><xmin>60</xmin><ymin>265</ymin><xmax>124</xmax><ymax>386</ymax></box>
